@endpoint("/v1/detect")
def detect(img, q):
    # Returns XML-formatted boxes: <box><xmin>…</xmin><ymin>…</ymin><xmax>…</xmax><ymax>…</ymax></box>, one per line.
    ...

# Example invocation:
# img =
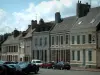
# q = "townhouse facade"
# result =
<box><xmin>50</xmin><ymin>12</ymin><xmax>77</xmax><ymax>62</ymax></box>
<box><xmin>21</xmin><ymin>26</ymin><xmax>35</xmax><ymax>61</ymax></box>
<box><xmin>1</xmin><ymin>30</ymin><xmax>21</xmax><ymax>61</ymax></box>
<box><xmin>32</xmin><ymin>19</ymin><xmax>54</xmax><ymax>62</ymax></box>
<box><xmin>70</xmin><ymin>2</ymin><xmax>100</xmax><ymax>68</ymax></box>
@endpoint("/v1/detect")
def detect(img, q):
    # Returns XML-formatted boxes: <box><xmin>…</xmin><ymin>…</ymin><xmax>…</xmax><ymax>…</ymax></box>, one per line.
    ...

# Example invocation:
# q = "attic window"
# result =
<box><xmin>90</xmin><ymin>19</ymin><xmax>95</xmax><ymax>23</ymax></box>
<box><xmin>78</xmin><ymin>21</ymin><xmax>82</xmax><ymax>24</ymax></box>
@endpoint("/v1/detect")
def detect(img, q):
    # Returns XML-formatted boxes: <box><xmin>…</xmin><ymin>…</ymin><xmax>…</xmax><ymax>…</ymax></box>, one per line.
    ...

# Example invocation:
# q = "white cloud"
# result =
<box><xmin>11</xmin><ymin>0</ymin><xmax>75</xmax><ymax>32</ymax></box>
<box><xmin>0</xmin><ymin>0</ymin><xmax>99</xmax><ymax>34</ymax></box>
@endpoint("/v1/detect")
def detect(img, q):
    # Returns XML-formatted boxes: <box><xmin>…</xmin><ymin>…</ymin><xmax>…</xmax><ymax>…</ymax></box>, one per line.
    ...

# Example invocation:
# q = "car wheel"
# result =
<box><xmin>67</xmin><ymin>68</ymin><xmax>70</xmax><ymax>70</ymax></box>
<box><xmin>53</xmin><ymin>67</ymin><xmax>55</xmax><ymax>69</ymax></box>
<box><xmin>35</xmin><ymin>70</ymin><xmax>38</xmax><ymax>74</ymax></box>
<box><xmin>60</xmin><ymin>67</ymin><xmax>63</xmax><ymax>70</ymax></box>
<box><xmin>47</xmin><ymin>67</ymin><xmax>49</xmax><ymax>69</ymax></box>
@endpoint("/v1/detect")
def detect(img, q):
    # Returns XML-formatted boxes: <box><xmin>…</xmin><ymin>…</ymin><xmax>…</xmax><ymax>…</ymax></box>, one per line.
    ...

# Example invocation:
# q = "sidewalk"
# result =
<box><xmin>71</xmin><ymin>67</ymin><xmax>100</xmax><ymax>72</ymax></box>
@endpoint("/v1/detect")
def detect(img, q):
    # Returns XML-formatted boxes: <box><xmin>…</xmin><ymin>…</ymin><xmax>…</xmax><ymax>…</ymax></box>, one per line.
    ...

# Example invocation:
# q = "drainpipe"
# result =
<box><xmin>96</xmin><ymin>31</ymin><xmax>98</xmax><ymax>68</ymax></box>
<box><xmin>49</xmin><ymin>31</ymin><xmax>51</xmax><ymax>62</ymax></box>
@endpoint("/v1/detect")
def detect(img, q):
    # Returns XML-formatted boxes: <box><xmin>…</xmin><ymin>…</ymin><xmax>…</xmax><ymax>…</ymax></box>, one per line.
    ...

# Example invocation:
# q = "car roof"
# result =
<box><xmin>32</xmin><ymin>59</ymin><xmax>41</xmax><ymax>61</ymax></box>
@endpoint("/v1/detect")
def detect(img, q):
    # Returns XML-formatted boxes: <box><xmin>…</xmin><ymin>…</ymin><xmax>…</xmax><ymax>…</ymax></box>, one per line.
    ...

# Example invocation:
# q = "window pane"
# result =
<box><xmin>56</xmin><ymin>36</ymin><xmax>58</xmax><ymax>45</ymax></box>
<box><xmin>72</xmin><ymin>36</ymin><xmax>75</xmax><ymax>44</ymax></box>
<box><xmin>35</xmin><ymin>38</ymin><xmax>37</xmax><ymax>46</ymax></box>
<box><xmin>82</xmin><ymin>35</ymin><xmax>85</xmax><ymax>44</ymax></box>
<box><xmin>52</xmin><ymin>36</ymin><xmax>54</xmax><ymax>45</ymax></box>
<box><xmin>77</xmin><ymin>35</ymin><xmax>80</xmax><ymax>44</ymax></box>
<box><xmin>72</xmin><ymin>51</ymin><xmax>75</xmax><ymax>60</ymax></box>
<box><xmin>40</xmin><ymin>38</ymin><xmax>42</xmax><ymax>46</ymax></box>
<box><xmin>61</xmin><ymin>36</ymin><xmax>63</xmax><ymax>45</ymax></box>
<box><xmin>88</xmin><ymin>51</ymin><xmax>92</xmax><ymax>61</ymax></box>
<box><xmin>77</xmin><ymin>51</ymin><xmax>80</xmax><ymax>61</ymax></box>
<box><xmin>66</xmin><ymin>35</ymin><xmax>68</xmax><ymax>44</ymax></box>
<box><xmin>44</xmin><ymin>37</ymin><xmax>47</xmax><ymax>46</ymax></box>
<box><xmin>88</xmin><ymin>34</ymin><xmax>92</xmax><ymax>43</ymax></box>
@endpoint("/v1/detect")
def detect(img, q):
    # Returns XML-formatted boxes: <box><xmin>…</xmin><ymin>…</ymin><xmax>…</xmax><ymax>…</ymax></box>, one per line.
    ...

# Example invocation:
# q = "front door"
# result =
<box><xmin>83</xmin><ymin>49</ymin><xmax>86</xmax><ymax>66</ymax></box>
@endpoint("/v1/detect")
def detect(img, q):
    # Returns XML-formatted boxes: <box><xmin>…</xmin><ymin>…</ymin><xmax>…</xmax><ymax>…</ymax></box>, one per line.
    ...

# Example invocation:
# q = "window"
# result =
<box><xmin>61</xmin><ymin>36</ymin><xmax>63</xmax><ymax>45</ymax></box>
<box><xmin>88</xmin><ymin>51</ymin><xmax>92</xmax><ymax>61</ymax></box>
<box><xmin>72</xmin><ymin>36</ymin><xmax>75</xmax><ymax>44</ymax></box>
<box><xmin>72</xmin><ymin>50</ymin><xmax>75</xmax><ymax>60</ymax></box>
<box><xmin>66</xmin><ymin>35</ymin><xmax>68</xmax><ymax>44</ymax></box>
<box><xmin>88</xmin><ymin>34</ymin><xmax>92</xmax><ymax>43</ymax></box>
<box><xmin>40</xmin><ymin>38</ymin><xmax>42</xmax><ymax>46</ymax></box>
<box><xmin>44</xmin><ymin>37</ymin><xmax>47</xmax><ymax>46</ymax></box>
<box><xmin>52</xmin><ymin>36</ymin><xmax>54</xmax><ymax>45</ymax></box>
<box><xmin>77</xmin><ymin>51</ymin><xmax>80</xmax><ymax>61</ymax></box>
<box><xmin>56</xmin><ymin>36</ymin><xmax>59</xmax><ymax>45</ymax></box>
<box><xmin>78</xmin><ymin>21</ymin><xmax>82</xmax><ymax>24</ymax></box>
<box><xmin>77</xmin><ymin>35</ymin><xmax>80</xmax><ymax>44</ymax></box>
<box><xmin>35</xmin><ymin>38</ymin><xmax>37</xmax><ymax>46</ymax></box>
<box><xmin>90</xmin><ymin>19</ymin><xmax>95</xmax><ymax>23</ymax></box>
<box><xmin>82</xmin><ymin>35</ymin><xmax>85</xmax><ymax>44</ymax></box>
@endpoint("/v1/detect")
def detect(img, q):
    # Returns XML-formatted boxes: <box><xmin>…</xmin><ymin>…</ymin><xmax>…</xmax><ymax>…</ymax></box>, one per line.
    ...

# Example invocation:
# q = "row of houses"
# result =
<box><xmin>1</xmin><ymin>1</ymin><xmax>100</xmax><ymax>68</ymax></box>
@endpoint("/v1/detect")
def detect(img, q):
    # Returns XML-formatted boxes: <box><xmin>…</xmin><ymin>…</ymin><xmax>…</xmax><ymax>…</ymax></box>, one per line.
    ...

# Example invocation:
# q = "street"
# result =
<box><xmin>30</xmin><ymin>68</ymin><xmax>100</xmax><ymax>75</ymax></box>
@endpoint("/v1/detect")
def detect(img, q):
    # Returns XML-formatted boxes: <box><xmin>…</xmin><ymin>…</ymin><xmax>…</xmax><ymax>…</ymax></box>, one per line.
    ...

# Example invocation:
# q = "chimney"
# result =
<box><xmin>31</xmin><ymin>20</ymin><xmax>37</xmax><ymax>29</ymax></box>
<box><xmin>13</xmin><ymin>29</ymin><xmax>20</xmax><ymax>37</ymax></box>
<box><xmin>22</xmin><ymin>31</ymin><xmax>27</xmax><ymax>37</ymax></box>
<box><xmin>55</xmin><ymin>12</ymin><xmax>61</xmax><ymax>23</ymax></box>
<box><xmin>76</xmin><ymin>1</ymin><xmax>91</xmax><ymax>18</ymax></box>
<box><xmin>39</xmin><ymin>18</ymin><xmax>44</xmax><ymax>25</ymax></box>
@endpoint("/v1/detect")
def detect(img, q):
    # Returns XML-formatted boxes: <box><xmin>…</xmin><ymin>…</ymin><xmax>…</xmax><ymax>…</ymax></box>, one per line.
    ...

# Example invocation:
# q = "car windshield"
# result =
<box><xmin>36</xmin><ymin>61</ymin><xmax>41</xmax><ymax>63</ymax></box>
<box><xmin>0</xmin><ymin>61</ymin><xmax>5</xmax><ymax>64</ymax></box>
<box><xmin>18</xmin><ymin>62</ymin><xmax>29</xmax><ymax>68</ymax></box>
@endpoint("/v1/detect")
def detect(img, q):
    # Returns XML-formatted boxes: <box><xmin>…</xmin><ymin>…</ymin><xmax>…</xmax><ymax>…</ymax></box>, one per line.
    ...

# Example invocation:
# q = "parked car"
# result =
<box><xmin>40</xmin><ymin>62</ymin><xmax>47</xmax><ymax>68</ymax></box>
<box><xmin>52</xmin><ymin>61</ymin><xmax>71</xmax><ymax>70</ymax></box>
<box><xmin>31</xmin><ymin>59</ymin><xmax>43</xmax><ymax>66</ymax></box>
<box><xmin>18</xmin><ymin>62</ymin><xmax>39</xmax><ymax>74</ymax></box>
<box><xmin>3</xmin><ymin>64</ymin><xmax>17</xmax><ymax>75</ymax></box>
<box><xmin>40</xmin><ymin>62</ymin><xmax>55</xmax><ymax>69</ymax></box>
<box><xmin>0</xmin><ymin>65</ymin><xmax>7</xmax><ymax>75</ymax></box>
<box><xmin>6</xmin><ymin>64</ymin><xmax>27</xmax><ymax>75</ymax></box>
<box><xmin>0</xmin><ymin>61</ymin><xmax>18</xmax><ymax>65</ymax></box>
<box><xmin>1</xmin><ymin>64</ymin><xmax>27</xmax><ymax>75</ymax></box>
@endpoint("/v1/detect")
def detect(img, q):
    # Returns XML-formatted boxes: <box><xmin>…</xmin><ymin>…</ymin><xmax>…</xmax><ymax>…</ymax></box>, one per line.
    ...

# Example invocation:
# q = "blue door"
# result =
<box><xmin>83</xmin><ymin>49</ymin><xmax>86</xmax><ymax>66</ymax></box>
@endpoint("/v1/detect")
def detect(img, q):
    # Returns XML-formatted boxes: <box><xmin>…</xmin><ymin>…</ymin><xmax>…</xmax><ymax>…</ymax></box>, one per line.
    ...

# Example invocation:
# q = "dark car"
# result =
<box><xmin>0</xmin><ymin>61</ymin><xmax>18</xmax><ymax>65</ymax></box>
<box><xmin>0</xmin><ymin>65</ymin><xmax>7</xmax><ymax>75</ymax></box>
<box><xmin>2</xmin><ymin>64</ymin><xmax>27</xmax><ymax>75</ymax></box>
<box><xmin>52</xmin><ymin>61</ymin><xmax>71</xmax><ymax>70</ymax></box>
<box><xmin>18</xmin><ymin>62</ymin><xmax>39</xmax><ymax>74</ymax></box>
<box><xmin>3</xmin><ymin>64</ymin><xmax>16</xmax><ymax>75</ymax></box>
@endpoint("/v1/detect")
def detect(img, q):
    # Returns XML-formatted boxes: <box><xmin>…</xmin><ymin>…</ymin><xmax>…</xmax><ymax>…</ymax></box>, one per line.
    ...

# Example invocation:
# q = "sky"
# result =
<box><xmin>0</xmin><ymin>0</ymin><xmax>100</xmax><ymax>34</ymax></box>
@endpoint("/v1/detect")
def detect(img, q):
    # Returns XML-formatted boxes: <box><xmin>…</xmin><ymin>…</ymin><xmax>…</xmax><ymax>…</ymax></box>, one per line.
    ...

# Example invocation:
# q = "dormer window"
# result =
<box><xmin>78</xmin><ymin>21</ymin><xmax>82</xmax><ymax>24</ymax></box>
<box><xmin>90</xmin><ymin>19</ymin><xmax>95</xmax><ymax>23</ymax></box>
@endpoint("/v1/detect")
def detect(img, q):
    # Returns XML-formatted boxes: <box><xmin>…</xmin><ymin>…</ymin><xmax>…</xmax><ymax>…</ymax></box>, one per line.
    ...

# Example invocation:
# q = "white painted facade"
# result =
<box><xmin>1</xmin><ymin>44</ymin><xmax>20</xmax><ymax>62</ymax></box>
<box><xmin>70</xmin><ymin>27</ymin><xmax>97</xmax><ymax>67</ymax></box>
<box><xmin>50</xmin><ymin>31</ymin><xmax>70</xmax><ymax>62</ymax></box>
<box><xmin>24</xmin><ymin>38</ymin><xmax>32</xmax><ymax>61</ymax></box>
<box><xmin>32</xmin><ymin>31</ymin><xmax>50</xmax><ymax>62</ymax></box>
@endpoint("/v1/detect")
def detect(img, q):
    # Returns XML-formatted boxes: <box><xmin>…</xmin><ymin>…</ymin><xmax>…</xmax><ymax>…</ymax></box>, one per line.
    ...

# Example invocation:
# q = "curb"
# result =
<box><xmin>71</xmin><ymin>68</ymin><xmax>100</xmax><ymax>72</ymax></box>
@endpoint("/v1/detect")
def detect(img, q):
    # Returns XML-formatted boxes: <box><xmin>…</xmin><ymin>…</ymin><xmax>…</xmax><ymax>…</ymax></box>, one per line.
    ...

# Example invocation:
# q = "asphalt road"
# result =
<box><xmin>30</xmin><ymin>68</ymin><xmax>100</xmax><ymax>75</ymax></box>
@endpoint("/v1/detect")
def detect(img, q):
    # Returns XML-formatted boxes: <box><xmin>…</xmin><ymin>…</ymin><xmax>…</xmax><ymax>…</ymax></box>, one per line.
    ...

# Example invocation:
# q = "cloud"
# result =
<box><xmin>0</xmin><ymin>0</ymin><xmax>99</xmax><ymax>34</ymax></box>
<box><xmin>12</xmin><ymin>0</ymin><xmax>76</xmax><ymax>31</ymax></box>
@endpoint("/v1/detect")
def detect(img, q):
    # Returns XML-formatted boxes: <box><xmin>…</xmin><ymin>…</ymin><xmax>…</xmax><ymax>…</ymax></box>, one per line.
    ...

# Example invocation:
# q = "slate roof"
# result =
<box><xmin>23</xmin><ymin>28</ymin><xmax>35</xmax><ymax>38</ymax></box>
<box><xmin>50</xmin><ymin>16</ymin><xmax>77</xmax><ymax>33</ymax></box>
<box><xmin>71</xmin><ymin>7</ymin><xmax>100</xmax><ymax>29</ymax></box>
<box><xmin>2</xmin><ymin>34</ymin><xmax>21</xmax><ymax>45</ymax></box>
